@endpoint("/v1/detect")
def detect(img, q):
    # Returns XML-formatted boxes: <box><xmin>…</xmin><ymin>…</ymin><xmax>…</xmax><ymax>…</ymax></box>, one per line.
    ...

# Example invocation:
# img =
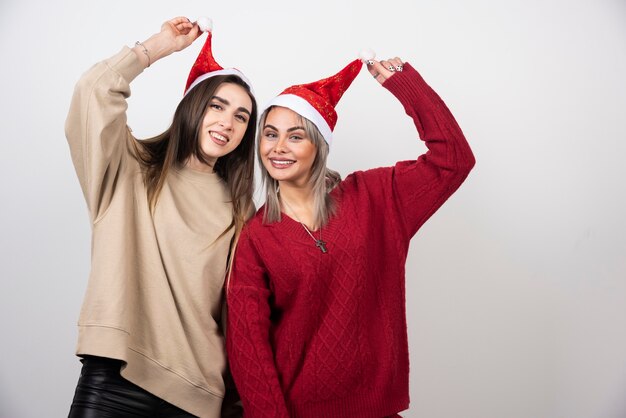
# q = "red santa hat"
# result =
<box><xmin>184</xmin><ymin>17</ymin><xmax>253</xmax><ymax>95</ymax></box>
<box><xmin>262</xmin><ymin>49</ymin><xmax>375</xmax><ymax>146</ymax></box>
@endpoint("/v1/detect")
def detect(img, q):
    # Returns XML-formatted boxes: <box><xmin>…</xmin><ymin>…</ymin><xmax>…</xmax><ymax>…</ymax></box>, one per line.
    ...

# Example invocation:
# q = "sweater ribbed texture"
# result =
<box><xmin>226</xmin><ymin>64</ymin><xmax>475</xmax><ymax>418</ymax></box>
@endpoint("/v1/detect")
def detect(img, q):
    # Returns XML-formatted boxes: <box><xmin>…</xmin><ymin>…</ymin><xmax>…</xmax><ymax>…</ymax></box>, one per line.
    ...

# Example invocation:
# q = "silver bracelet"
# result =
<box><xmin>135</xmin><ymin>41</ymin><xmax>151</xmax><ymax>67</ymax></box>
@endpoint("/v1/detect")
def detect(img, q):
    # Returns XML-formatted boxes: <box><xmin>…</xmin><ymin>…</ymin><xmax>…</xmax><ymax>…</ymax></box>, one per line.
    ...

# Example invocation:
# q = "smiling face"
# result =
<box><xmin>259</xmin><ymin>106</ymin><xmax>318</xmax><ymax>188</ymax></box>
<box><xmin>195</xmin><ymin>82</ymin><xmax>253</xmax><ymax>168</ymax></box>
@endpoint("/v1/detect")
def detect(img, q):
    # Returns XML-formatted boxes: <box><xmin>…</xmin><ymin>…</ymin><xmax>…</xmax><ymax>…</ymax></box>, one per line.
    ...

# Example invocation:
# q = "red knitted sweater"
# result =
<box><xmin>226</xmin><ymin>64</ymin><xmax>475</xmax><ymax>418</ymax></box>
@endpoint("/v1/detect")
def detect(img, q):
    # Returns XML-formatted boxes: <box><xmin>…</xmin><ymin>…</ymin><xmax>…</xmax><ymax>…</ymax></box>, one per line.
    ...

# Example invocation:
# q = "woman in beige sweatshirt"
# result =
<box><xmin>65</xmin><ymin>16</ymin><xmax>256</xmax><ymax>418</ymax></box>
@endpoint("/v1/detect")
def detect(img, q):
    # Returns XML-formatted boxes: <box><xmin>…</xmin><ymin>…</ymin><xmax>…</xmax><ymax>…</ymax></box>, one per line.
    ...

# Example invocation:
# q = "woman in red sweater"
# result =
<box><xmin>226</xmin><ymin>53</ymin><xmax>475</xmax><ymax>417</ymax></box>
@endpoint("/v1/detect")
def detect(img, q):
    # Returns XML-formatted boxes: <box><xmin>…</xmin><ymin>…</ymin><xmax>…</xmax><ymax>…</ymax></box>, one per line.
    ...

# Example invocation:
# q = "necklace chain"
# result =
<box><xmin>281</xmin><ymin>196</ymin><xmax>328</xmax><ymax>254</ymax></box>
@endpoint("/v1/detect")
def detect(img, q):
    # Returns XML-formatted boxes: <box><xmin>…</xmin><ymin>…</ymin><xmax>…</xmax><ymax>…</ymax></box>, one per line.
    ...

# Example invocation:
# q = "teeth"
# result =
<box><xmin>271</xmin><ymin>159</ymin><xmax>294</xmax><ymax>166</ymax></box>
<box><xmin>211</xmin><ymin>132</ymin><xmax>227</xmax><ymax>142</ymax></box>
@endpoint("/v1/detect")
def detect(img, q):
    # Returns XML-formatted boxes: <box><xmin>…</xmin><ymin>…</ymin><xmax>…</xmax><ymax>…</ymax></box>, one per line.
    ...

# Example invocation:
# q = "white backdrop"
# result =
<box><xmin>1</xmin><ymin>0</ymin><xmax>625</xmax><ymax>417</ymax></box>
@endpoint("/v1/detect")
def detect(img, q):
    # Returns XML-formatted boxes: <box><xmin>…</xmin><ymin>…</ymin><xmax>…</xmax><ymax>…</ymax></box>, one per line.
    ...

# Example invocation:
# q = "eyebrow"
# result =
<box><xmin>264</xmin><ymin>124</ymin><xmax>306</xmax><ymax>132</ymax></box>
<box><xmin>212</xmin><ymin>95</ymin><xmax>251</xmax><ymax>116</ymax></box>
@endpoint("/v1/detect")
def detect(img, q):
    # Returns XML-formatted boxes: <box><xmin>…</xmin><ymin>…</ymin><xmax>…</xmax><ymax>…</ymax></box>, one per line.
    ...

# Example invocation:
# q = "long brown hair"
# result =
<box><xmin>134</xmin><ymin>74</ymin><xmax>257</xmax><ymax>240</ymax></box>
<box><xmin>258</xmin><ymin>106</ymin><xmax>341</xmax><ymax>228</ymax></box>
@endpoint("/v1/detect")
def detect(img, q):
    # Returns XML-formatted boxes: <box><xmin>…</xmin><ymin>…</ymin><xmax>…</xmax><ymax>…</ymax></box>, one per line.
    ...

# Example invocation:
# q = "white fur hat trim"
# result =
<box><xmin>262</xmin><ymin>94</ymin><xmax>333</xmax><ymax>146</ymax></box>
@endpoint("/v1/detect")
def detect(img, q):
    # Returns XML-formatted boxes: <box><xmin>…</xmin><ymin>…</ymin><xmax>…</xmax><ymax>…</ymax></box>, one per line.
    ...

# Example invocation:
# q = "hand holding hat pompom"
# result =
<box><xmin>133</xmin><ymin>16</ymin><xmax>201</xmax><ymax>68</ymax></box>
<box><xmin>357</xmin><ymin>49</ymin><xmax>404</xmax><ymax>84</ymax></box>
<box><xmin>158</xmin><ymin>16</ymin><xmax>203</xmax><ymax>52</ymax></box>
<box><xmin>363</xmin><ymin>48</ymin><xmax>404</xmax><ymax>85</ymax></box>
<box><xmin>135</xmin><ymin>15</ymin><xmax>253</xmax><ymax>96</ymax></box>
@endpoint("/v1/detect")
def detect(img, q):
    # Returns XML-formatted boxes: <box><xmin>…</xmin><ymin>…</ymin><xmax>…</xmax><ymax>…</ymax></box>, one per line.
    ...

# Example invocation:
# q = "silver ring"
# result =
<box><xmin>396</xmin><ymin>65</ymin><xmax>403</xmax><ymax>72</ymax></box>
<box><xmin>372</xmin><ymin>73</ymin><xmax>379</xmax><ymax>78</ymax></box>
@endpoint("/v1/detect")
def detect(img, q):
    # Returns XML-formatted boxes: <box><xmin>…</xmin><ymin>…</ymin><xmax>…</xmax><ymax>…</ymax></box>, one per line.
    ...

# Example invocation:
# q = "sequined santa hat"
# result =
<box><xmin>184</xmin><ymin>17</ymin><xmax>253</xmax><ymax>95</ymax></box>
<box><xmin>262</xmin><ymin>49</ymin><xmax>375</xmax><ymax>146</ymax></box>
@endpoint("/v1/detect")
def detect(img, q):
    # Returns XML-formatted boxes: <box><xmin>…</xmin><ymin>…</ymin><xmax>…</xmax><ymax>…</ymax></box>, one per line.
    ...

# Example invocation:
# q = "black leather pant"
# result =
<box><xmin>68</xmin><ymin>356</ymin><xmax>196</xmax><ymax>417</ymax></box>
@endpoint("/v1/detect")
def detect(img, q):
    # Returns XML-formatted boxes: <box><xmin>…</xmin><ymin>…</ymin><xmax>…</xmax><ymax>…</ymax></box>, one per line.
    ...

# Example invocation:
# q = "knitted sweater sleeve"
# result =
<box><xmin>65</xmin><ymin>47</ymin><xmax>144</xmax><ymax>223</ymax></box>
<box><xmin>357</xmin><ymin>63</ymin><xmax>475</xmax><ymax>242</ymax></box>
<box><xmin>226</xmin><ymin>227</ymin><xmax>290</xmax><ymax>418</ymax></box>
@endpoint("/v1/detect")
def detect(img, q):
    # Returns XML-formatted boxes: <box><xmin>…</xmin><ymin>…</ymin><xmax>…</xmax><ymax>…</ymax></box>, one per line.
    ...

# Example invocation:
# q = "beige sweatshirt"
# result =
<box><xmin>65</xmin><ymin>47</ymin><xmax>235</xmax><ymax>417</ymax></box>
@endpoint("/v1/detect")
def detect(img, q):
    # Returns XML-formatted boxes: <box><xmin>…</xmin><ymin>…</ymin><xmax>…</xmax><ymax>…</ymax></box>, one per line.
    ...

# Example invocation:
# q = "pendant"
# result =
<box><xmin>316</xmin><ymin>239</ymin><xmax>328</xmax><ymax>253</ymax></box>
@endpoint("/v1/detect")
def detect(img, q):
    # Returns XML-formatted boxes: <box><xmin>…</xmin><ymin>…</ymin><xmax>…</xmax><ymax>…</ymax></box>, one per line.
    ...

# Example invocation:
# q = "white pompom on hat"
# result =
<box><xmin>358</xmin><ymin>48</ymin><xmax>376</xmax><ymax>63</ymax></box>
<box><xmin>196</xmin><ymin>17</ymin><xmax>213</xmax><ymax>33</ymax></box>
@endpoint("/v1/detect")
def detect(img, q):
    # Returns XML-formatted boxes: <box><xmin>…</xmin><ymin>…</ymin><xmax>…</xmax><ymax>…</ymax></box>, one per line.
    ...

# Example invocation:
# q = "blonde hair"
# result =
<box><xmin>258</xmin><ymin>106</ymin><xmax>341</xmax><ymax>228</ymax></box>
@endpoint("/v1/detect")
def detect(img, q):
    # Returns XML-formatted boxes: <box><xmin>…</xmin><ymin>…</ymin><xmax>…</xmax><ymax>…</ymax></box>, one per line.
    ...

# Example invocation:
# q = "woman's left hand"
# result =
<box><xmin>366</xmin><ymin>57</ymin><xmax>404</xmax><ymax>85</ymax></box>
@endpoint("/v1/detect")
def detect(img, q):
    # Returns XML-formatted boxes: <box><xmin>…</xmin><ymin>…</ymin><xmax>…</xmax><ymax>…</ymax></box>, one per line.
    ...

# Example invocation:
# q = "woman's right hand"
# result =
<box><xmin>133</xmin><ymin>17</ymin><xmax>203</xmax><ymax>67</ymax></box>
<box><xmin>159</xmin><ymin>17</ymin><xmax>202</xmax><ymax>52</ymax></box>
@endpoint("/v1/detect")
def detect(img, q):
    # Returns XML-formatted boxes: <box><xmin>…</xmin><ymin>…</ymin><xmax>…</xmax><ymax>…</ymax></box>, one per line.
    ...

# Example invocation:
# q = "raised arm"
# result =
<box><xmin>64</xmin><ymin>17</ymin><xmax>201</xmax><ymax>222</ymax></box>
<box><xmin>357</xmin><ymin>57</ymin><xmax>475</xmax><ymax>241</ymax></box>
